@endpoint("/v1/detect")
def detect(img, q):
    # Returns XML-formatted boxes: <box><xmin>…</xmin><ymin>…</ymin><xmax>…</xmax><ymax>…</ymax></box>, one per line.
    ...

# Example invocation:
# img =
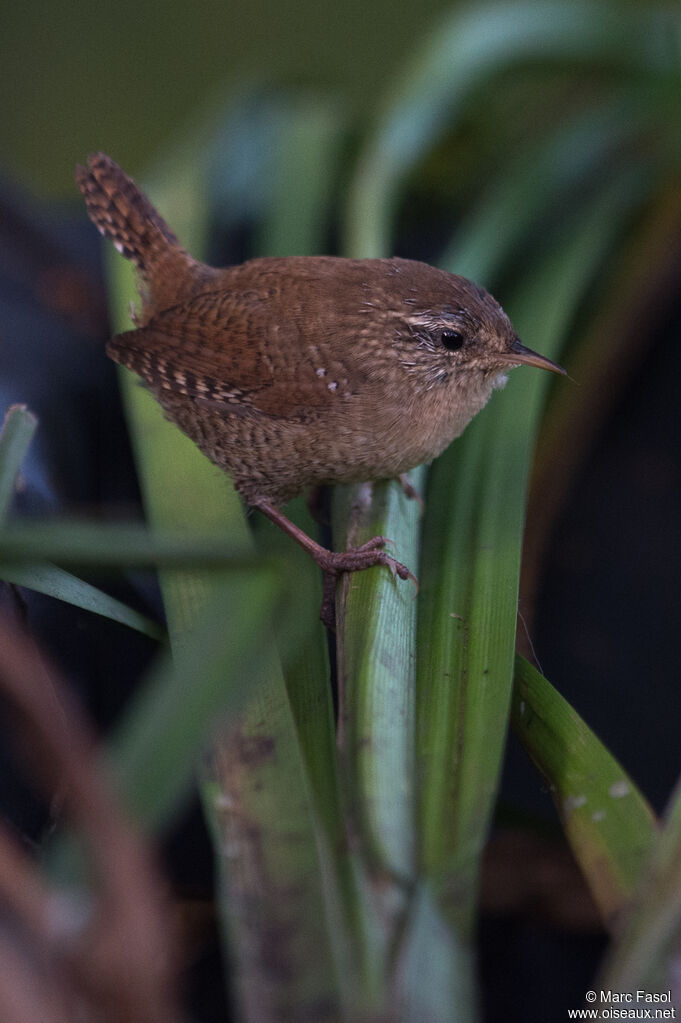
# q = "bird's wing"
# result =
<box><xmin>107</xmin><ymin>288</ymin><xmax>365</xmax><ymax>419</ymax></box>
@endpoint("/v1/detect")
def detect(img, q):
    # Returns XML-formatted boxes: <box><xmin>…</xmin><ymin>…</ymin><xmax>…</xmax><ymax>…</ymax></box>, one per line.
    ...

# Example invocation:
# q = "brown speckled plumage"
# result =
<box><xmin>76</xmin><ymin>153</ymin><xmax>564</xmax><ymax>614</ymax></box>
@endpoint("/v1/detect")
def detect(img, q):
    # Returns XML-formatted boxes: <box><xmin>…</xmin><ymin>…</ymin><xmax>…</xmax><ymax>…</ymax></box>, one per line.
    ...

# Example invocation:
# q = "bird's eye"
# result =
<box><xmin>440</xmin><ymin>329</ymin><xmax>465</xmax><ymax>351</ymax></box>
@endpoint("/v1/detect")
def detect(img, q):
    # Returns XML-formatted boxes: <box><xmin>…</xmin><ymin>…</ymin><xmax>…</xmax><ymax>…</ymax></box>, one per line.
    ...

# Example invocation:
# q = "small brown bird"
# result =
<box><xmin>77</xmin><ymin>153</ymin><xmax>564</xmax><ymax>615</ymax></box>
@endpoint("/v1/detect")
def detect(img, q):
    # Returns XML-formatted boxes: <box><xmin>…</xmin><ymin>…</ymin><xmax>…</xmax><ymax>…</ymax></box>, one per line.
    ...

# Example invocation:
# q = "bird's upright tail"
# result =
<box><xmin>76</xmin><ymin>152</ymin><xmax>204</xmax><ymax>318</ymax></box>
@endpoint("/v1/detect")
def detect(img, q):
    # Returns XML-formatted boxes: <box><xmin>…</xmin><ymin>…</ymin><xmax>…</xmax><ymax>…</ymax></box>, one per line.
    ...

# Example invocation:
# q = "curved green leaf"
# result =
<box><xmin>512</xmin><ymin>656</ymin><xmax>657</xmax><ymax>925</ymax></box>
<box><xmin>0</xmin><ymin>561</ymin><xmax>163</xmax><ymax>640</ymax></box>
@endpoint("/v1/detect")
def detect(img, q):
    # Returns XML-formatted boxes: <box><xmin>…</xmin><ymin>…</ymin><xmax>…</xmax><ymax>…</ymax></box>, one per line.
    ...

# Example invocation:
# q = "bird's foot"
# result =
<box><xmin>252</xmin><ymin>497</ymin><xmax>417</xmax><ymax>629</ymax></box>
<box><xmin>317</xmin><ymin>538</ymin><xmax>417</xmax><ymax>629</ymax></box>
<box><xmin>313</xmin><ymin>535</ymin><xmax>414</xmax><ymax>580</ymax></box>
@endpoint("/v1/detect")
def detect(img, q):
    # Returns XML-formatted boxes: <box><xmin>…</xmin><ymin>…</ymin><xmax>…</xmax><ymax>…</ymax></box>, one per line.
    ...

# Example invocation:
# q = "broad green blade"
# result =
<box><xmin>206</xmin><ymin>675</ymin><xmax>346</xmax><ymax>1023</ymax></box>
<box><xmin>334</xmin><ymin>471</ymin><xmax>423</xmax><ymax>883</ymax></box>
<box><xmin>254</xmin><ymin>501</ymin><xmax>338</xmax><ymax>829</ymax></box>
<box><xmin>392</xmin><ymin>882</ymin><xmax>474</xmax><ymax>1023</ymax></box>
<box><xmin>109</xmin><ymin>568</ymin><xmax>280</xmax><ymax>827</ymax></box>
<box><xmin>0</xmin><ymin>404</ymin><xmax>38</xmax><ymax>521</ymax></box>
<box><xmin>415</xmin><ymin>174</ymin><xmax>641</xmax><ymax>941</ymax></box>
<box><xmin>512</xmin><ymin>656</ymin><xmax>657</xmax><ymax>925</ymax></box>
<box><xmin>331</xmin><ymin>471</ymin><xmax>424</xmax><ymax>1013</ymax></box>
<box><xmin>0</xmin><ymin>562</ymin><xmax>163</xmax><ymax>641</ymax></box>
<box><xmin>210</xmin><ymin>101</ymin><xmax>359</xmax><ymax>1014</ymax></box>
<box><xmin>246</xmin><ymin>97</ymin><xmax>391</xmax><ymax>1017</ymax></box>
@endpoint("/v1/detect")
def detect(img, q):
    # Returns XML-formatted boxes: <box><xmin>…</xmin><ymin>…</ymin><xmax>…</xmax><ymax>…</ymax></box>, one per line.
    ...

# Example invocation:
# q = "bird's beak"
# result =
<box><xmin>497</xmin><ymin>337</ymin><xmax>566</xmax><ymax>376</ymax></box>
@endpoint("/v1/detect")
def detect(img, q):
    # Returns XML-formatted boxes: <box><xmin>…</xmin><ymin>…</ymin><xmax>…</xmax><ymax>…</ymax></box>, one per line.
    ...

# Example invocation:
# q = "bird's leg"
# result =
<box><xmin>252</xmin><ymin>496</ymin><xmax>417</xmax><ymax>627</ymax></box>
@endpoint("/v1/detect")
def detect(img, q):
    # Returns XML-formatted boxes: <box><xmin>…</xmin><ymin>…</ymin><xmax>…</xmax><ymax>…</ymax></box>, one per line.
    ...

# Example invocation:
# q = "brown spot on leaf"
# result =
<box><xmin>235</xmin><ymin>733</ymin><xmax>276</xmax><ymax>766</ymax></box>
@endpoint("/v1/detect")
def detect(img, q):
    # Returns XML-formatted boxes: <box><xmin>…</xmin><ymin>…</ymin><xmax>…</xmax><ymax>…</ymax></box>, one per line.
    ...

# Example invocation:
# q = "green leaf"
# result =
<box><xmin>203</xmin><ymin>657</ymin><xmax>348</xmax><ymax>1023</ymax></box>
<box><xmin>415</xmin><ymin>172</ymin><xmax>641</xmax><ymax>940</ymax></box>
<box><xmin>0</xmin><ymin>520</ymin><xmax>257</xmax><ymax>568</ymax></box>
<box><xmin>330</xmin><ymin>471</ymin><xmax>425</xmax><ymax>1010</ymax></box>
<box><xmin>109</xmin><ymin>568</ymin><xmax>281</xmax><ymax>827</ymax></box>
<box><xmin>512</xmin><ymin>656</ymin><xmax>657</xmax><ymax>924</ymax></box>
<box><xmin>0</xmin><ymin>406</ymin><xmax>165</xmax><ymax>639</ymax></box>
<box><xmin>0</xmin><ymin>561</ymin><xmax>164</xmax><ymax>641</ymax></box>
<box><xmin>392</xmin><ymin>882</ymin><xmax>474</xmax><ymax>1023</ymax></box>
<box><xmin>0</xmin><ymin>404</ymin><xmax>38</xmax><ymax>522</ymax></box>
<box><xmin>334</xmin><ymin>471</ymin><xmax>424</xmax><ymax>884</ymax></box>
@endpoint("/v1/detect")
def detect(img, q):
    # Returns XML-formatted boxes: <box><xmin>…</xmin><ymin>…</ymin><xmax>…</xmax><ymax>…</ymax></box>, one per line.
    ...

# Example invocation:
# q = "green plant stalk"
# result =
<box><xmin>392</xmin><ymin>882</ymin><xmax>473</xmax><ymax>1023</ymax></box>
<box><xmin>512</xmin><ymin>656</ymin><xmax>658</xmax><ymax>925</ymax></box>
<box><xmin>205</xmin><ymin>653</ymin><xmax>347</xmax><ymax>1023</ymax></box>
<box><xmin>416</xmin><ymin>393</ymin><xmax>520</xmax><ymax>933</ymax></box>
<box><xmin>335</xmin><ymin>471</ymin><xmax>424</xmax><ymax>883</ymax></box>
<box><xmin>252</xmin><ymin>500</ymin><xmax>373</xmax><ymax>1002</ymax></box>
<box><xmin>330</xmin><ymin>472</ymin><xmax>424</xmax><ymax>1008</ymax></box>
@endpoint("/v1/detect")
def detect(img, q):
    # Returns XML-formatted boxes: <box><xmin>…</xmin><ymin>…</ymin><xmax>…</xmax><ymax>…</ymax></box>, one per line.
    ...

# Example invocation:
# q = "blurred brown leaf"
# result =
<box><xmin>0</xmin><ymin>613</ymin><xmax>182</xmax><ymax>1023</ymax></box>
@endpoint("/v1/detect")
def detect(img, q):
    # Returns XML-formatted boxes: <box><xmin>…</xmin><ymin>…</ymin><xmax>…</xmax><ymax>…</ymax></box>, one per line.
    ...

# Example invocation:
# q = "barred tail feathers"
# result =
<box><xmin>76</xmin><ymin>152</ymin><xmax>194</xmax><ymax>316</ymax></box>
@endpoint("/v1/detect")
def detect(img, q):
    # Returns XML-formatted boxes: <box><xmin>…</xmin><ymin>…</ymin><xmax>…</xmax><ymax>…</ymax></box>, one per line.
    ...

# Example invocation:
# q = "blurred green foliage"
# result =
<box><xmin>3</xmin><ymin>0</ymin><xmax>449</xmax><ymax>195</ymax></box>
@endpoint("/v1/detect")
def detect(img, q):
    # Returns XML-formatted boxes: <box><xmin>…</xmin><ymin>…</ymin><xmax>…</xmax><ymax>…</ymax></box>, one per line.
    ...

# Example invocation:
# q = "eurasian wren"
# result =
<box><xmin>77</xmin><ymin>153</ymin><xmax>564</xmax><ymax>613</ymax></box>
